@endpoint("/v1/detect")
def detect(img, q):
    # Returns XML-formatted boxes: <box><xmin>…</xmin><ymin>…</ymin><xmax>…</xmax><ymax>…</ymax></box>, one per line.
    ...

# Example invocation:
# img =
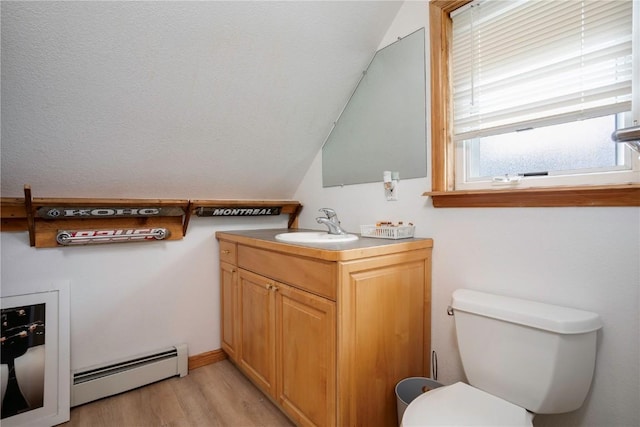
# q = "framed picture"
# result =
<box><xmin>1</xmin><ymin>280</ymin><xmax>70</xmax><ymax>427</ymax></box>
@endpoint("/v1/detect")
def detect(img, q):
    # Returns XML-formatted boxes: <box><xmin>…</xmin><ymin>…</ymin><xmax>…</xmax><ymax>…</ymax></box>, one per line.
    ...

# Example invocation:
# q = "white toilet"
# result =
<box><xmin>403</xmin><ymin>289</ymin><xmax>603</xmax><ymax>426</ymax></box>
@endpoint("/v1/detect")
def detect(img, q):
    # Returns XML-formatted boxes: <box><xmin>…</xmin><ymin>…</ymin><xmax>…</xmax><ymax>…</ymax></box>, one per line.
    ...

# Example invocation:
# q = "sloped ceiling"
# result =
<box><xmin>1</xmin><ymin>1</ymin><xmax>402</xmax><ymax>200</ymax></box>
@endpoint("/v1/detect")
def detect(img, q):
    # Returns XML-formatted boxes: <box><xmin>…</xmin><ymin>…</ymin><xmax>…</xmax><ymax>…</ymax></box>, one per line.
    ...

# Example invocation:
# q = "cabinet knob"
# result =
<box><xmin>221</xmin><ymin>249</ymin><xmax>231</xmax><ymax>254</ymax></box>
<box><xmin>265</xmin><ymin>284</ymin><xmax>273</xmax><ymax>290</ymax></box>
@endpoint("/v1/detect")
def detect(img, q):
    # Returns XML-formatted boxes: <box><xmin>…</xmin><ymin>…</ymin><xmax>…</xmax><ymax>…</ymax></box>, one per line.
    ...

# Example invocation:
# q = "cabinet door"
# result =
<box><xmin>337</xmin><ymin>250</ymin><xmax>431</xmax><ymax>427</ymax></box>
<box><xmin>220</xmin><ymin>261</ymin><xmax>238</xmax><ymax>361</ymax></box>
<box><xmin>276</xmin><ymin>283</ymin><xmax>336</xmax><ymax>427</ymax></box>
<box><xmin>238</xmin><ymin>269</ymin><xmax>277</xmax><ymax>398</ymax></box>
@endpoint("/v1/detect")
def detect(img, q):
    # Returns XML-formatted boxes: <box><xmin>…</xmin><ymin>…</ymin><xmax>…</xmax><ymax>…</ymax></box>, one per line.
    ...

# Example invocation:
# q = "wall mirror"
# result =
<box><xmin>322</xmin><ymin>28</ymin><xmax>426</xmax><ymax>187</ymax></box>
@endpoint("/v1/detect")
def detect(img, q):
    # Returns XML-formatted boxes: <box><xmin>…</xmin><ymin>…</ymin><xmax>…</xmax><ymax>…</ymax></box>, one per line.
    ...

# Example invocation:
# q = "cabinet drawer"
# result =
<box><xmin>219</xmin><ymin>240</ymin><xmax>237</xmax><ymax>264</ymax></box>
<box><xmin>238</xmin><ymin>245</ymin><xmax>337</xmax><ymax>300</ymax></box>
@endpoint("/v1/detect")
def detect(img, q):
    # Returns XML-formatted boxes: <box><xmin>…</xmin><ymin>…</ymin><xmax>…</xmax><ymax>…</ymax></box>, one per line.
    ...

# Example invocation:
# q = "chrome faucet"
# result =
<box><xmin>316</xmin><ymin>208</ymin><xmax>348</xmax><ymax>235</ymax></box>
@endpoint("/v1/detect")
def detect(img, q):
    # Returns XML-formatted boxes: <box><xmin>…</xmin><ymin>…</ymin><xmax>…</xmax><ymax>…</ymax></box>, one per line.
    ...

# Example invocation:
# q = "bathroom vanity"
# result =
<box><xmin>215</xmin><ymin>228</ymin><xmax>433</xmax><ymax>427</ymax></box>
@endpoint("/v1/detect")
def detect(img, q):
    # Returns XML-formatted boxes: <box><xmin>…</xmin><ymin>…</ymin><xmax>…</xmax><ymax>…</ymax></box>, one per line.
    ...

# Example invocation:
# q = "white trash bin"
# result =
<box><xmin>395</xmin><ymin>377</ymin><xmax>443</xmax><ymax>426</ymax></box>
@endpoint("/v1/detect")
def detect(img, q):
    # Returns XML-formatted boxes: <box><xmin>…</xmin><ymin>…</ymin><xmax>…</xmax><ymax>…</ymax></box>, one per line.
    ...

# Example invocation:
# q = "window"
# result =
<box><xmin>427</xmin><ymin>0</ymin><xmax>640</xmax><ymax>207</ymax></box>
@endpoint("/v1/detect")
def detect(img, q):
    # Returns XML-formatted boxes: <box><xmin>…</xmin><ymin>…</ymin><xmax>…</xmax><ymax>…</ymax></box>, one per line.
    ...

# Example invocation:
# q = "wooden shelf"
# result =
<box><xmin>1</xmin><ymin>187</ymin><xmax>303</xmax><ymax>248</ymax></box>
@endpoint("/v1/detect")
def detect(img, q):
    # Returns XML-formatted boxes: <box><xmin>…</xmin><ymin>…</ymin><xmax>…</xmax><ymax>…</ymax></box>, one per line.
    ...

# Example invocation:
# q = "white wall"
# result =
<box><xmin>0</xmin><ymin>216</ymin><xmax>287</xmax><ymax>370</ymax></box>
<box><xmin>294</xmin><ymin>2</ymin><xmax>640</xmax><ymax>426</ymax></box>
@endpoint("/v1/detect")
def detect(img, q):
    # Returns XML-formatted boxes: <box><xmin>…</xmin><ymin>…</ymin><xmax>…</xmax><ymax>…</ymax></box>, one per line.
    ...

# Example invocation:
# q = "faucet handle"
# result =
<box><xmin>318</xmin><ymin>208</ymin><xmax>337</xmax><ymax>218</ymax></box>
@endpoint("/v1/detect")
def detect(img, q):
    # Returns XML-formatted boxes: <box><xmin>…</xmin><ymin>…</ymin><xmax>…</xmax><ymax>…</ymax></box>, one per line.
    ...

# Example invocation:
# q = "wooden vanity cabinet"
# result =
<box><xmin>217</xmin><ymin>231</ymin><xmax>432</xmax><ymax>427</ymax></box>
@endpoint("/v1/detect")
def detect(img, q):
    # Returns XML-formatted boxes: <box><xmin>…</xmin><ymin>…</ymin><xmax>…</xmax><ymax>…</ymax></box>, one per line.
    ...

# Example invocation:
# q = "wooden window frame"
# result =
<box><xmin>424</xmin><ymin>0</ymin><xmax>640</xmax><ymax>208</ymax></box>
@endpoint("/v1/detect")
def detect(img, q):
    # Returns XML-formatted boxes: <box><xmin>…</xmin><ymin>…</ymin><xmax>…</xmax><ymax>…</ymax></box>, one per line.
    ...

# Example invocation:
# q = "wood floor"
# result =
<box><xmin>61</xmin><ymin>360</ymin><xmax>295</xmax><ymax>427</ymax></box>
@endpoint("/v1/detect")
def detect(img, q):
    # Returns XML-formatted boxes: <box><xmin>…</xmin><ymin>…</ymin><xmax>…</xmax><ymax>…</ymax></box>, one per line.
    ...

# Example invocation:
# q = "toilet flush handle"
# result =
<box><xmin>447</xmin><ymin>305</ymin><xmax>454</xmax><ymax>316</ymax></box>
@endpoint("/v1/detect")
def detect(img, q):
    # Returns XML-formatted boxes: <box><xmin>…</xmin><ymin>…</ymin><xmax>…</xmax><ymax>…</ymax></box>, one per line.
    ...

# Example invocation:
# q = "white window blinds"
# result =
<box><xmin>451</xmin><ymin>0</ymin><xmax>633</xmax><ymax>141</ymax></box>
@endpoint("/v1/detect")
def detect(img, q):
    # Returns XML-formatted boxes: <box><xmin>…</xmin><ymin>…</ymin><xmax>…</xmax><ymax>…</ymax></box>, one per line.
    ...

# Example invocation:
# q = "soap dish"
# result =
<box><xmin>360</xmin><ymin>225</ymin><xmax>415</xmax><ymax>240</ymax></box>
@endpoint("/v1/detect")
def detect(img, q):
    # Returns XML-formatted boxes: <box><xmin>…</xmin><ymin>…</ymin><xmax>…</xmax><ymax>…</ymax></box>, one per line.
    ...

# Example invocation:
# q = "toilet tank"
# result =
<box><xmin>451</xmin><ymin>289</ymin><xmax>602</xmax><ymax>414</ymax></box>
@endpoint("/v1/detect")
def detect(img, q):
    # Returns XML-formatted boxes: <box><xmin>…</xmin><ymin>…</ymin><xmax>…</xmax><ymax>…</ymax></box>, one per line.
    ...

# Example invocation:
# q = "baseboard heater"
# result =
<box><xmin>71</xmin><ymin>344</ymin><xmax>188</xmax><ymax>407</ymax></box>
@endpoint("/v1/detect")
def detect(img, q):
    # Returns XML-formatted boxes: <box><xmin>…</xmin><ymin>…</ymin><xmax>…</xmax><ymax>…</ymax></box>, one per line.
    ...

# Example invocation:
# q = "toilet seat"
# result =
<box><xmin>402</xmin><ymin>382</ymin><xmax>534</xmax><ymax>426</ymax></box>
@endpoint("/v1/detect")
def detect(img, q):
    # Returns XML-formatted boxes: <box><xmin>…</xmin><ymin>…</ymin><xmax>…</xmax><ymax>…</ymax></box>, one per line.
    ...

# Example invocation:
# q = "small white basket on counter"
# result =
<box><xmin>360</xmin><ymin>224</ymin><xmax>415</xmax><ymax>240</ymax></box>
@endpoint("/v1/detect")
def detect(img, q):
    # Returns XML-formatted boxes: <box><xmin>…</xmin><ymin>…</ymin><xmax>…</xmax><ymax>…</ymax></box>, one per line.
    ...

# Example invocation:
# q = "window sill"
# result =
<box><xmin>423</xmin><ymin>184</ymin><xmax>640</xmax><ymax>208</ymax></box>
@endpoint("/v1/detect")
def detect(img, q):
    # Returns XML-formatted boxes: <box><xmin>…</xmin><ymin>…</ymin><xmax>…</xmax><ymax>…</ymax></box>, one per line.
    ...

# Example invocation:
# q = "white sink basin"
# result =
<box><xmin>275</xmin><ymin>231</ymin><xmax>358</xmax><ymax>244</ymax></box>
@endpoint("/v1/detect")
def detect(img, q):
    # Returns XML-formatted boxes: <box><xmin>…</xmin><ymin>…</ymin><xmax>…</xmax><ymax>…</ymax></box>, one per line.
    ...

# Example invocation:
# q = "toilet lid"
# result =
<box><xmin>402</xmin><ymin>382</ymin><xmax>533</xmax><ymax>427</ymax></box>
